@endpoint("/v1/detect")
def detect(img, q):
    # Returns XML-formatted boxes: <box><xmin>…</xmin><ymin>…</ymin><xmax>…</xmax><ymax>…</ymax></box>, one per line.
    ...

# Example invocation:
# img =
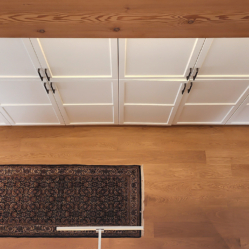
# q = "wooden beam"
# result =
<box><xmin>0</xmin><ymin>0</ymin><xmax>249</xmax><ymax>37</ymax></box>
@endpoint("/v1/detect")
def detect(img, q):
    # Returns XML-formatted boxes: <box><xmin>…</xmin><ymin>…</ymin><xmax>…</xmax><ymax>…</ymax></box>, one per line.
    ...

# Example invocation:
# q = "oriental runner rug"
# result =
<box><xmin>0</xmin><ymin>165</ymin><xmax>142</xmax><ymax>238</ymax></box>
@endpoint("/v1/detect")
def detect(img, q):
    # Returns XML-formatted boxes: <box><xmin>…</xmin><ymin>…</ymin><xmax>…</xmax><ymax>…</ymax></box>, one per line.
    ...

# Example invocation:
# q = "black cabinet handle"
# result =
<box><xmin>44</xmin><ymin>83</ymin><xmax>49</xmax><ymax>94</ymax></box>
<box><xmin>193</xmin><ymin>68</ymin><xmax>199</xmax><ymax>80</ymax></box>
<box><xmin>45</xmin><ymin>69</ymin><xmax>50</xmax><ymax>81</ymax></box>
<box><xmin>38</xmin><ymin>68</ymin><xmax>43</xmax><ymax>81</ymax></box>
<box><xmin>186</xmin><ymin>68</ymin><xmax>192</xmax><ymax>80</ymax></box>
<box><xmin>50</xmin><ymin>82</ymin><xmax>55</xmax><ymax>94</ymax></box>
<box><xmin>182</xmin><ymin>83</ymin><xmax>186</xmax><ymax>94</ymax></box>
<box><xmin>188</xmin><ymin>82</ymin><xmax>193</xmax><ymax>93</ymax></box>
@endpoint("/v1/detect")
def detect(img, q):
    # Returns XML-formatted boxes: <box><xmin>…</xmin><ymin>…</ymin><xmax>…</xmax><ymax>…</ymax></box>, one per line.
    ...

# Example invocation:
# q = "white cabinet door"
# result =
<box><xmin>0</xmin><ymin>38</ymin><xmax>65</xmax><ymax>125</ymax></box>
<box><xmin>0</xmin><ymin>79</ymin><xmax>65</xmax><ymax>125</ymax></box>
<box><xmin>30</xmin><ymin>38</ymin><xmax>118</xmax><ymax>79</ymax></box>
<box><xmin>119</xmin><ymin>38</ymin><xmax>205</xmax><ymax>80</ymax></box>
<box><xmin>194</xmin><ymin>38</ymin><xmax>249</xmax><ymax>80</ymax></box>
<box><xmin>173</xmin><ymin>80</ymin><xmax>249</xmax><ymax>125</ymax></box>
<box><xmin>119</xmin><ymin>80</ymin><xmax>185</xmax><ymax>125</ymax></box>
<box><xmin>30</xmin><ymin>38</ymin><xmax>119</xmax><ymax>125</ymax></box>
<box><xmin>0</xmin><ymin>38</ymin><xmax>41</xmax><ymax>79</ymax></box>
<box><xmin>48</xmin><ymin>79</ymin><xmax>118</xmax><ymax>125</ymax></box>
<box><xmin>227</xmin><ymin>96</ymin><xmax>249</xmax><ymax>124</ymax></box>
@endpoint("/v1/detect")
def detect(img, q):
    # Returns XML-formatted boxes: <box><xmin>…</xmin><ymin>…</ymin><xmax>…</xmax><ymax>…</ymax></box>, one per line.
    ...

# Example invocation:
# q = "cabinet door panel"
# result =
<box><xmin>227</xmin><ymin>96</ymin><xmax>249</xmax><ymax>124</ymax></box>
<box><xmin>31</xmin><ymin>38</ymin><xmax>118</xmax><ymax>79</ymax></box>
<box><xmin>195</xmin><ymin>38</ymin><xmax>249</xmax><ymax>79</ymax></box>
<box><xmin>0</xmin><ymin>39</ymin><xmax>67</xmax><ymax>126</ymax></box>
<box><xmin>119</xmin><ymin>38</ymin><xmax>204</xmax><ymax>79</ymax></box>
<box><xmin>174</xmin><ymin>80</ymin><xmax>249</xmax><ymax>125</ymax></box>
<box><xmin>0</xmin><ymin>39</ymin><xmax>39</xmax><ymax>78</ymax></box>
<box><xmin>52</xmin><ymin>80</ymin><xmax>118</xmax><ymax>125</ymax></box>
<box><xmin>124</xmin><ymin>81</ymin><xmax>181</xmax><ymax>104</ymax></box>
<box><xmin>124</xmin><ymin>105</ymin><xmax>173</xmax><ymax>124</ymax></box>
<box><xmin>0</xmin><ymin>80</ymin><xmax>51</xmax><ymax>104</ymax></box>
<box><xmin>119</xmin><ymin>80</ymin><xmax>184</xmax><ymax>125</ymax></box>
<box><xmin>0</xmin><ymin>79</ymin><xmax>64</xmax><ymax>125</ymax></box>
<box><xmin>178</xmin><ymin>105</ymin><xmax>233</xmax><ymax>123</ymax></box>
<box><xmin>185</xmin><ymin>80</ymin><xmax>249</xmax><ymax>103</ymax></box>
<box><xmin>56</xmin><ymin>81</ymin><xmax>113</xmax><ymax>104</ymax></box>
<box><xmin>3</xmin><ymin>106</ymin><xmax>60</xmax><ymax>125</ymax></box>
<box><xmin>64</xmin><ymin>105</ymin><xmax>114</xmax><ymax>124</ymax></box>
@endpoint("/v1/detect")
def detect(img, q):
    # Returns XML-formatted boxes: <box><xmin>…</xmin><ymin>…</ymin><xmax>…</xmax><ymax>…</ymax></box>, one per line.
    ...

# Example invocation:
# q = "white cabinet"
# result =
<box><xmin>0</xmin><ymin>39</ymin><xmax>64</xmax><ymax>125</ymax></box>
<box><xmin>30</xmin><ymin>38</ymin><xmax>119</xmax><ymax>125</ymax></box>
<box><xmin>31</xmin><ymin>38</ymin><xmax>118</xmax><ymax>79</ymax></box>
<box><xmin>227</xmin><ymin>95</ymin><xmax>249</xmax><ymax>124</ymax></box>
<box><xmin>194</xmin><ymin>38</ymin><xmax>249</xmax><ymax>79</ymax></box>
<box><xmin>173</xmin><ymin>38</ymin><xmax>249</xmax><ymax>125</ymax></box>
<box><xmin>0</xmin><ymin>39</ymin><xmax>38</xmax><ymax>78</ymax></box>
<box><xmin>173</xmin><ymin>80</ymin><xmax>249</xmax><ymax>124</ymax></box>
<box><xmin>118</xmin><ymin>38</ymin><xmax>204</xmax><ymax>125</ymax></box>
<box><xmin>0</xmin><ymin>79</ymin><xmax>65</xmax><ymax>125</ymax></box>
<box><xmin>50</xmin><ymin>79</ymin><xmax>118</xmax><ymax>125</ymax></box>
<box><xmin>0</xmin><ymin>37</ymin><xmax>249</xmax><ymax>126</ymax></box>
<box><xmin>119</xmin><ymin>38</ymin><xmax>205</xmax><ymax>80</ymax></box>
<box><xmin>119</xmin><ymin>80</ymin><xmax>185</xmax><ymax>125</ymax></box>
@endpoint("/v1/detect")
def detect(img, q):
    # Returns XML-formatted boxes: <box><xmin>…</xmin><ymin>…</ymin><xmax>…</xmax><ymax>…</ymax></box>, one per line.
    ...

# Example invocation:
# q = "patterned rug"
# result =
<box><xmin>0</xmin><ymin>165</ymin><xmax>142</xmax><ymax>238</ymax></box>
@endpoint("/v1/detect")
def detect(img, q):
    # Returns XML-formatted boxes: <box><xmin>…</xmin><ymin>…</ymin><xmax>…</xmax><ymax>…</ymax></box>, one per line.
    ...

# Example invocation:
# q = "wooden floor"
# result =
<box><xmin>0</xmin><ymin>125</ymin><xmax>249</xmax><ymax>249</ymax></box>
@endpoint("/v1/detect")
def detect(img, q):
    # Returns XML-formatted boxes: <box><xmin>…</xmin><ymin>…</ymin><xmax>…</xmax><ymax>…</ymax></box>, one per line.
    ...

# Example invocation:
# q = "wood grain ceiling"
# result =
<box><xmin>0</xmin><ymin>0</ymin><xmax>249</xmax><ymax>37</ymax></box>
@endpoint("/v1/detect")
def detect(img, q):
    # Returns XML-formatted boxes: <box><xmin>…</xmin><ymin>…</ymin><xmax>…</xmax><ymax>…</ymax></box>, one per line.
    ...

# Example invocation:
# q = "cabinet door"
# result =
<box><xmin>227</xmin><ymin>96</ymin><xmax>249</xmax><ymax>124</ymax></box>
<box><xmin>173</xmin><ymin>80</ymin><xmax>249</xmax><ymax>125</ymax></box>
<box><xmin>119</xmin><ymin>80</ymin><xmax>185</xmax><ymax>125</ymax></box>
<box><xmin>194</xmin><ymin>38</ymin><xmax>249</xmax><ymax>79</ymax></box>
<box><xmin>119</xmin><ymin>38</ymin><xmax>205</xmax><ymax>80</ymax></box>
<box><xmin>48</xmin><ymin>79</ymin><xmax>118</xmax><ymax>125</ymax></box>
<box><xmin>30</xmin><ymin>38</ymin><xmax>118</xmax><ymax>125</ymax></box>
<box><xmin>0</xmin><ymin>38</ymin><xmax>65</xmax><ymax>125</ymax></box>
<box><xmin>30</xmin><ymin>38</ymin><xmax>118</xmax><ymax>79</ymax></box>
<box><xmin>0</xmin><ymin>38</ymin><xmax>41</xmax><ymax>79</ymax></box>
<box><xmin>0</xmin><ymin>79</ymin><xmax>65</xmax><ymax>125</ymax></box>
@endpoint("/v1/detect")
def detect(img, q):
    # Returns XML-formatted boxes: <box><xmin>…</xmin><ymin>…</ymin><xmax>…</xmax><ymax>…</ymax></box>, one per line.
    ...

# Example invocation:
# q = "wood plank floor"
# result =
<box><xmin>0</xmin><ymin>125</ymin><xmax>249</xmax><ymax>249</ymax></box>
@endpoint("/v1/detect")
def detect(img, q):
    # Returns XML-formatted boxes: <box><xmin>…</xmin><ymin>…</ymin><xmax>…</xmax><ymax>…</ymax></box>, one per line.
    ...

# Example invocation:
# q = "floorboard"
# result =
<box><xmin>0</xmin><ymin>125</ymin><xmax>249</xmax><ymax>249</ymax></box>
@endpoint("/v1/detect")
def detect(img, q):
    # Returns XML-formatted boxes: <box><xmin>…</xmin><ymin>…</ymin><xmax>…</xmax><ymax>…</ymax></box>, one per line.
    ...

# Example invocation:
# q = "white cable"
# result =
<box><xmin>97</xmin><ymin>229</ymin><xmax>104</xmax><ymax>249</ymax></box>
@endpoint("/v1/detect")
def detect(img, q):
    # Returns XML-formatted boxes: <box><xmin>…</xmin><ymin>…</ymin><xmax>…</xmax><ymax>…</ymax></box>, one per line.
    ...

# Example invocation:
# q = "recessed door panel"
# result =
<box><xmin>174</xmin><ymin>80</ymin><xmax>249</xmax><ymax>125</ymax></box>
<box><xmin>124</xmin><ymin>105</ymin><xmax>173</xmax><ymax>124</ymax></box>
<box><xmin>0</xmin><ymin>79</ymin><xmax>64</xmax><ymax>125</ymax></box>
<box><xmin>31</xmin><ymin>38</ymin><xmax>118</xmax><ymax>79</ymax></box>
<box><xmin>52</xmin><ymin>80</ymin><xmax>118</xmax><ymax>125</ymax></box>
<box><xmin>0</xmin><ymin>80</ymin><xmax>51</xmax><ymax>104</ymax></box>
<box><xmin>64</xmin><ymin>105</ymin><xmax>114</xmax><ymax>124</ymax></box>
<box><xmin>119</xmin><ymin>80</ymin><xmax>184</xmax><ymax>125</ymax></box>
<box><xmin>56</xmin><ymin>81</ymin><xmax>113</xmax><ymax>104</ymax></box>
<box><xmin>124</xmin><ymin>81</ymin><xmax>181</xmax><ymax>104</ymax></box>
<box><xmin>3</xmin><ymin>105</ymin><xmax>60</xmax><ymax>125</ymax></box>
<box><xmin>178</xmin><ymin>105</ymin><xmax>233</xmax><ymax>123</ymax></box>
<box><xmin>119</xmin><ymin>38</ymin><xmax>204</xmax><ymax>79</ymax></box>
<box><xmin>0</xmin><ymin>38</ymin><xmax>39</xmax><ymax>78</ymax></box>
<box><xmin>185</xmin><ymin>80</ymin><xmax>249</xmax><ymax>104</ymax></box>
<box><xmin>196</xmin><ymin>38</ymin><xmax>249</xmax><ymax>78</ymax></box>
